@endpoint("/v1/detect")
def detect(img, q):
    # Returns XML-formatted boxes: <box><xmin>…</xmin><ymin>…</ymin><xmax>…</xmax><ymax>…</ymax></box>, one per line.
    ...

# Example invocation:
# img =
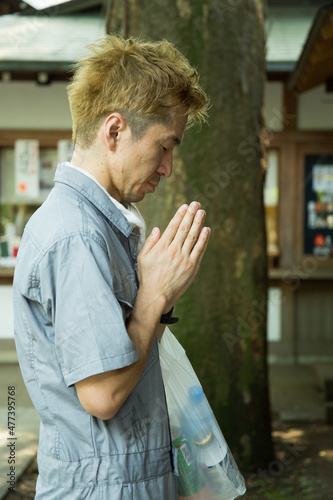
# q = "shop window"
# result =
<box><xmin>304</xmin><ymin>154</ymin><xmax>333</xmax><ymax>256</ymax></box>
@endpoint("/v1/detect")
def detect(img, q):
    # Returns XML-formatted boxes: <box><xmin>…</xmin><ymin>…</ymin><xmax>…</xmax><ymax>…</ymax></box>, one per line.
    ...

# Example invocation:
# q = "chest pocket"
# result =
<box><xmin>110</xmin><ymin>241</ymin><xmax>138</xmax><ymax>319</ymax></box>
<box><xmin>114</xmin><ymin>266</ymin><xmax>137</xmax><ymax>320</ymax></box>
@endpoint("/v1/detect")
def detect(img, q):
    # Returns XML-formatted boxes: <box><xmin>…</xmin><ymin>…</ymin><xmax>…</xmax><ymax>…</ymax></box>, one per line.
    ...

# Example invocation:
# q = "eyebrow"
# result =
<box><xmin>169</xmin><ymin>135</ymin><xmax>182</xmax><ymax>147</ymax></box>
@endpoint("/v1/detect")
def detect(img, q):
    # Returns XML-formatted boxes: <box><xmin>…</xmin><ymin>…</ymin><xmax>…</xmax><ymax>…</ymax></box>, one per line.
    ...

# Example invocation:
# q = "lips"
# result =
<box><xmin>147</xmin><ymin>177</ymin><xmax>159</xmax><ymax>189</ymax></box>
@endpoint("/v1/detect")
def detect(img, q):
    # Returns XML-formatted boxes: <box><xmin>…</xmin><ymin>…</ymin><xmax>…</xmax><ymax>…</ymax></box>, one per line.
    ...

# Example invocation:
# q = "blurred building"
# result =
<box><xmin>0</xmin><ymin>0</ymin><xmax>333</xmax><ymax>365</ymax></box>
<box><xmin>266</xmin><ymin>1</ymin><xmax>333</xmax><ymax>365</ymax></box>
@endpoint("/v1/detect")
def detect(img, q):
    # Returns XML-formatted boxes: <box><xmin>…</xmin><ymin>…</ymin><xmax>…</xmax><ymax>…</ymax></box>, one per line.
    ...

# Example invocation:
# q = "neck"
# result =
<box><xmin>70</xmin><ymin>143</ymin><xmax>120</xmax><ymax>201</ymax></box>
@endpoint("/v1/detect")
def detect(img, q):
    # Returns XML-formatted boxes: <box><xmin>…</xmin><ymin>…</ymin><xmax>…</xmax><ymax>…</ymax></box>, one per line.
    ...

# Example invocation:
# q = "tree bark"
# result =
<box><xmin>109</xmin><ymin>0</ymin><xmax>274</xmax><ymax>471</ymax></box>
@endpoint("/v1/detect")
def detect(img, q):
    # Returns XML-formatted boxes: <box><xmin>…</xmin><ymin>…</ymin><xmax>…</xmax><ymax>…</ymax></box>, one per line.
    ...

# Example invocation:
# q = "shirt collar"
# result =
<box><xmin>54</xmin><ymin>162</ymin><xmax>134</xmax><ymax>238</ymax></box>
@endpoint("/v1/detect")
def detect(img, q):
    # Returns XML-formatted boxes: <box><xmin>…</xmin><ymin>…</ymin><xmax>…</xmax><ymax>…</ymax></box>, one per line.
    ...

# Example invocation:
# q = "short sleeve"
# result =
<box><xmin>39</xmin><ymin>234</ymin><xmax>139</xmax><ymax>387</ymax></box>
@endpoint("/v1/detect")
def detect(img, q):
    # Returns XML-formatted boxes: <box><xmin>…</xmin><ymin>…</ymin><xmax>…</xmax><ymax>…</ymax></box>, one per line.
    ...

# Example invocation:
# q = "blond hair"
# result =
<box><xmin>67</xmin><ymin>34</ymin><xmax>209</xmax><ymax>146</ymax></box>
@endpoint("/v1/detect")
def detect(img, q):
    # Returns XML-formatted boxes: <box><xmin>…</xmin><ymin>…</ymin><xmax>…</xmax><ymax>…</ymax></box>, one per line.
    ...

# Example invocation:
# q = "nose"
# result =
<box><xmin>156</xmin><ymin>151</ymin><xmax>173</xmax><ymax>178</ymax></box>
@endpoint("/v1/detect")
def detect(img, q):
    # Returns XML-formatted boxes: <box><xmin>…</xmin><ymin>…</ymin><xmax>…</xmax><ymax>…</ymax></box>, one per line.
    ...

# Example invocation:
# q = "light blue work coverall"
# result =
<box><xmin>13</xmin><ymin>164</ymin><xmax>177</xmax><ymax>499</ymax></box>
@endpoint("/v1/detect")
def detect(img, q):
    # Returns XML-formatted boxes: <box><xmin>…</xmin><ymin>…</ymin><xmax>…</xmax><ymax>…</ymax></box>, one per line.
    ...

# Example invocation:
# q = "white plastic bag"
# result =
<box><xmin>159</xmin><ymin>328</ymin><xmax>246</xmax><ymax>500</ymax></box>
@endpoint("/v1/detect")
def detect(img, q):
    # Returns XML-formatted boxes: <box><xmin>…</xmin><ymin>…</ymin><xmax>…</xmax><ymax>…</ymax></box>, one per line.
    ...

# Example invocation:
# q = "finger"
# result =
<box><xmin>173</xmin><ymin>201</ymin><xmax>201</xmax><ymax>246</ymax></box>
<box><xmin>182</xmin><ymin>209</ymin><xmax>206</xmax><ymax>253</ymax></box>
<box><xmin>139</xmin><ymin>227</ymin><xmax>160</xmax><ymax>256</ymax></box>
<box><xmin>190</xmin><ymin>227</ymin><xmax>211</xmax><ymax>266</ymax></box>
<box><xmin>160</xmin><ymin>204</ymin><xmax>189</xmax><ymax>245</ymax></box>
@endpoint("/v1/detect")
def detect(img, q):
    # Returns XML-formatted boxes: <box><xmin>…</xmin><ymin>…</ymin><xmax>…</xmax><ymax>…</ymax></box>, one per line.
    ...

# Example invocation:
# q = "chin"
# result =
<box><xmin>123</xmin><ymin>193</ymin><xmax>145</xmax><ymax>203</ymax></box>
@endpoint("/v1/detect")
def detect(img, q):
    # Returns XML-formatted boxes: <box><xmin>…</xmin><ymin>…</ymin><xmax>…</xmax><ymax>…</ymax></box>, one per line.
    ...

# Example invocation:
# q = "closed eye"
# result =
<box><xmin>161</xmin><ymin>145</ymin><xmax>167</xmax><ymax>152</ymax></box>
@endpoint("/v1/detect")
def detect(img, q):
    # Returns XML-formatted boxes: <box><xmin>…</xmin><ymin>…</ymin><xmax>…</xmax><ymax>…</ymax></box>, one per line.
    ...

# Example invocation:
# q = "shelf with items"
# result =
<box><xmin>0</xmin><ymin>202</ymin><xmax>40</xmax><ymax>266</ymax></box>
<box><xmin>0</xmin><ymin>135</ymin><xmax>73</xmax><ymax>275</ymax></box>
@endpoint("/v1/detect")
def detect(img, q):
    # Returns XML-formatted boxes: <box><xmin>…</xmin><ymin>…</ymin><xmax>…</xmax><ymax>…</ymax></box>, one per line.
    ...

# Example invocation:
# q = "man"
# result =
<box><xmin>13</xmin><ymin>34</ymin><xmax>210</xmax><ymax>499</ymax></box>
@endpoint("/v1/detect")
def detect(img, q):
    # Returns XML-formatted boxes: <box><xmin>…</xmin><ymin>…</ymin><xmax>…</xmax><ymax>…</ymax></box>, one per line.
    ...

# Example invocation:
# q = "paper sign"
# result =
<box><xmin>15</xmin><ymin>140</ymin><xmax>40</xmax><ymax>200</ymax></box>
<box><xmin>312</xmin><ymin>165</ymin><xmax>333</xmax><ymax>194</ymax></box>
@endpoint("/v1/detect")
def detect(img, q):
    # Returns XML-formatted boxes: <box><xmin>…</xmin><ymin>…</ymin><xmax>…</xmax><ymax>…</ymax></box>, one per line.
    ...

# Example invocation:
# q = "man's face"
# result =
<box><xmin>110</xmin><ymin>108</ymin><xmax>187</xmax><ymax>203</ymax></box>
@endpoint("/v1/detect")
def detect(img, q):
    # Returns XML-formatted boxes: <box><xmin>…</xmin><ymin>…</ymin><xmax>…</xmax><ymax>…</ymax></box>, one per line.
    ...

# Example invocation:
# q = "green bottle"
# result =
<box><xmin>172</xmin><ymin>428</ymin><xmax>206</xmax><ymax>498</ymax></box>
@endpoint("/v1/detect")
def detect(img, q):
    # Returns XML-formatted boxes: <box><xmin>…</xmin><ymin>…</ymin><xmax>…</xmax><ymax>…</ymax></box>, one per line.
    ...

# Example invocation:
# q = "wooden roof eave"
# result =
<box><xmin>288</xmin><ymin>2</ymin><xmax>333</xmax><ymax>93</ymax></box>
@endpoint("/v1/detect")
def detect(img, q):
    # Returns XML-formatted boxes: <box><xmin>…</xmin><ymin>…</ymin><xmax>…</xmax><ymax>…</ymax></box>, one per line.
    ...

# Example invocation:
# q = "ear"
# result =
<box><xmin>103</xmin><ymin>113</ymin><xmax>127</xmax><ymax>151</ymax></box>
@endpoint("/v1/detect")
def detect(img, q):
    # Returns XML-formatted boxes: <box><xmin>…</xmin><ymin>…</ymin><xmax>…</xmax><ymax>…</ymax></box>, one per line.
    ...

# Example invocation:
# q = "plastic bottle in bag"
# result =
<box><xmin>188</xmin><ymin>386</ymin><xmax>242</xmax><ymax>499</ymax></box>
<box><xmin>172</xmin><ymin>427</ymin><xmax>211</xmax><ymax>499</ymax></box>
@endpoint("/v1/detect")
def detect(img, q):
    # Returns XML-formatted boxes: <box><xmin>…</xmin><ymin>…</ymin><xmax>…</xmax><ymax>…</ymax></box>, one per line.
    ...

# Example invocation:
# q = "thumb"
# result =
<box><xmin>140</xmin><ymin>227</ymin><xmax>160</xmax><ymax>255</ymax></box>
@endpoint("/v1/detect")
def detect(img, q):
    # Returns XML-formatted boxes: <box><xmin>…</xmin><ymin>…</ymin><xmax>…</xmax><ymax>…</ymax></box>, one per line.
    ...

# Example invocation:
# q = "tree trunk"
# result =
<box><xmin>108</xmin><ymin>0</ymin><xmax>274</xmax><ymax>471</ymax></box>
